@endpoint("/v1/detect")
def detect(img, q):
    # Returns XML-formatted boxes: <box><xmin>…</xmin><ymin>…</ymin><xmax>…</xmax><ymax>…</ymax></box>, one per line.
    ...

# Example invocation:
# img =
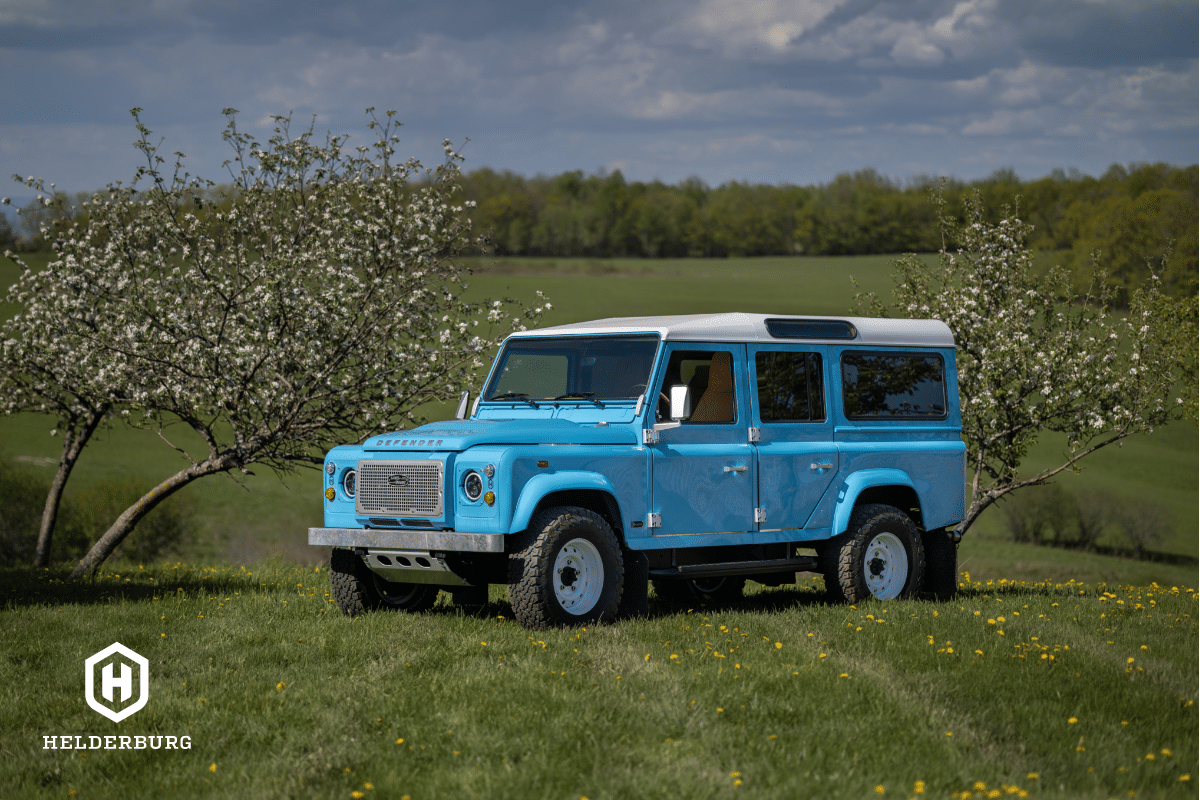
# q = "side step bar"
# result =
<box><xmin>649</xmin><ymin>556</ymin><xmax>819</xmax><ymax>580</ymax></box>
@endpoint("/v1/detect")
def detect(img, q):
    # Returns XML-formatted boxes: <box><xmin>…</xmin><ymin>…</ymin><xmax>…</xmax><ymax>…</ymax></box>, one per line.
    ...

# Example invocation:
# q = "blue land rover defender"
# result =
<box><xmin>310</xmin><ymin>313</ymin><xmax>965</xmax><ymax>629</ymax></box>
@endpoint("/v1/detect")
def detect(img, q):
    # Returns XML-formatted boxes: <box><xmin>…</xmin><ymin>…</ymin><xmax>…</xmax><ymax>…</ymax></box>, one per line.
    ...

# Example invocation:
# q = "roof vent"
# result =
<box><xmin>765</xmin><ymin>318</ymin><xmax>857</xmax><ymax>340</ymax></box>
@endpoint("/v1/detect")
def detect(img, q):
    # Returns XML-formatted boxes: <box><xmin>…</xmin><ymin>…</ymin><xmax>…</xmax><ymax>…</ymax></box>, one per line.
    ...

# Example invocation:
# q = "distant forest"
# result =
<box><xmin>5</xmin><ymin>162</ymin><xmax>1195</xmax><ymax>300</ymax></box>
<box><xmin>458</xmin><ymin>163</ymin><xmax>1197</xmax><ymax>299</ymax></box>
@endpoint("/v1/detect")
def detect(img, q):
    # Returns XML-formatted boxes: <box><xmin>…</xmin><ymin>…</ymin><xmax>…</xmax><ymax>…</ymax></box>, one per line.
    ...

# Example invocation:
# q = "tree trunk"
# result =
<box><xmin>33</xmin><ymin>404</ymin><xmax>109</xmax><ymax>567</ymax></box>
<box><xmin>67</xmin><ymin>456</ymin><xmax>230</xmax><ymax>580</ymax></box>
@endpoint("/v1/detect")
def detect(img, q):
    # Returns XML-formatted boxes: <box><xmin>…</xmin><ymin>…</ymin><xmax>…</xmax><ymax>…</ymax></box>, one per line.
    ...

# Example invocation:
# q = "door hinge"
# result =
<box><xmin>647</xmin><ymin>512</ymin><xmax>662</xmax><ymax>529</ymax></box>
<box><xmin>748</xmin><ymin>427</ymin><xmax>761</xmax><ymax>443</ymax></box>
<box><xmin>755</xmin><ymin>508</ymin><xmax>767</xmax><ymax>523</ymax></box>
<box><xmin>643</xmin><ymin>428</ymin><xmax>660</xmax><ymax>445</ymax></box>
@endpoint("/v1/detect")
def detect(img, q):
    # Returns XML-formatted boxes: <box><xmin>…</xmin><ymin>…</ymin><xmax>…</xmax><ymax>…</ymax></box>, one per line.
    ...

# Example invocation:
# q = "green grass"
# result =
<box><xmin>1</xmin><ymin>565</ymin><xmax>1196</xmax><ymax>799</ymax></box>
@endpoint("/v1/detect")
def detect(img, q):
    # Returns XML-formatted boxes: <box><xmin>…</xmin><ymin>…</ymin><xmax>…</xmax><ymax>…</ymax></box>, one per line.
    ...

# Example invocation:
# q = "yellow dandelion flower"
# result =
<box><xmin>364</xmin><ymin>783</ymin><xmax>373</xmax><ymax>790</ymax></box>
<box><xmin>914</xmin><ymin>779</ymin><xmax>925</xmax><ymax>794</ymax></box>
<box><xmin>1180</xmin><ymin>774</ymin><xmax>1190</xmax><ymax>781</ymax></box>
<box><xmin>208</xmin><ymin>763</ymin><xmax>216</xmax><ymax>773</ymax></box>
<box><xmin>276</xmin><ymin>681</ymin><xmax>286</xmax><ymax>691</ymax></box>
<box><xmin>395</xmin><ymin>738</ymin><xmax>404</xmax><ymax>744</ymax></box>
<box><xmin>874</xmin><ymin>784</ymin><xmax>885</xmax><ymax>793</ymax></box>
<box><xmin>352</xmin><ymin>793</ymin><xmax>365</xmax><ymax>799</ymax></box>
<box><xmin>974</xmin><ymin>781</ymin><xmax>987</xmax><ymax>791</ymax></box>
<box><xmin>1067</xmin><ymin>717</ymin><xmax>1077</xmax><ymax>724</ymax></box>
<box><xmin>1162</xmin><ymin>748</ymin><xmax>1172</xmax><ymax>757</ymax></box>
<box><xmin>734</xmin><ymin>779</ymin><xmax>743</xmax><ymax>786</ymax></box>
<box><xmin>730</xmin><ymin>771</ymin><xmax>740</xmax><ymax>776</ymax></box>
<box><xmin>775</xmin><ymin>642</ymin><xmax>782</xmax><ymax>649</ymax></box>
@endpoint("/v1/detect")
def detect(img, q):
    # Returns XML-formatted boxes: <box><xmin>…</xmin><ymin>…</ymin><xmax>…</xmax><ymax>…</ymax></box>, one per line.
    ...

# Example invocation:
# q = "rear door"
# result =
<box><xmin>748</xmin><ymin>344</ymin><xmax>839</xmax><ymax>531</ymax></box>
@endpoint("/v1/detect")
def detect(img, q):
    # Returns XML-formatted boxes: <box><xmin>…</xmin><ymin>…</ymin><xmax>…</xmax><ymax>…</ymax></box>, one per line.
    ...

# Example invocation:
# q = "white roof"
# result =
<box><xmin>511</xmin><ymin>313</ymin><xmax>954</xmax><ymax>348</ymax></box>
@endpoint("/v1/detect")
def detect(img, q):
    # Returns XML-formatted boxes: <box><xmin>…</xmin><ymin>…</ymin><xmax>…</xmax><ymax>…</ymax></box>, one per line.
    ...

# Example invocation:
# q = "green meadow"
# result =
<box><xmin>1</xmin><ymin>565</ymin><xmax>1196</xmax><ymax>799</ymax></box>
<box><xmin>1</xmin><ymin>251</ymin><xmax>1196</xmax><ymax>799</ymax></box>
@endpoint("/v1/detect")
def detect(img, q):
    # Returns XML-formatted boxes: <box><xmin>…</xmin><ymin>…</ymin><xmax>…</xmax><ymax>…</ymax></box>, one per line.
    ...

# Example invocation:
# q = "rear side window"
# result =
<box><xmin>755</xmin><ymin>351</ymin><xmax>825</xmax><ymax>422</ymax></box>
<box><xmin>841</xmin><ymin>352</ymin><xmax>947</xmax><ymax>419</ymax></box>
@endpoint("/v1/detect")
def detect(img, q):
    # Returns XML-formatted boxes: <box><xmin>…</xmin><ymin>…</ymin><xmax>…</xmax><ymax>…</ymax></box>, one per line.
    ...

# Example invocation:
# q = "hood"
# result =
<box><xmin>363</xmin><ymin>418</ymin><xmax>638</xmax><ymax>451</ymax></box>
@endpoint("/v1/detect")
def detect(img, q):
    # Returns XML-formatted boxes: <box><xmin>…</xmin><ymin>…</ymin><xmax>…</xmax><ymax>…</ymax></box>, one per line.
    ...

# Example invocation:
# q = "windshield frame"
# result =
<box><xmin>482</xmin><ymin>333</ymin><xmax>662</xmax><ymax>403</ymax></box>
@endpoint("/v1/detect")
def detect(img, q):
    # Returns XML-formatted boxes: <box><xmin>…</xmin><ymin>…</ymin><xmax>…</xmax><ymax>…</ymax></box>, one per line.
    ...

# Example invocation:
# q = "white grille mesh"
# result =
<box><xmin>355</xmin><ymin>460</ymin><xmax>443</xmax><ymax>517</ymax></box>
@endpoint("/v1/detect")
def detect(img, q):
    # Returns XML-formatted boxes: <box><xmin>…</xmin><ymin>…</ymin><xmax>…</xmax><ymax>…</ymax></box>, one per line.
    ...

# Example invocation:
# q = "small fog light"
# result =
<box><xmin>324</xmin><ymin>487</ymin><xmax>336</xmax><ymax>501</ymax></box>
<box><xmin>484</xmin><ymin>491</ymin><xmax>495</xmax><ymax>506</ymax></box>
<box><xmin>325</xmin><ymin>461</ymin><xmax>336</xmax><ymax>475</ymax></box>
<box><xmin>484</xmin><ymin>464</ymin><xmax>495</xmax><ymax>478</ymax></box>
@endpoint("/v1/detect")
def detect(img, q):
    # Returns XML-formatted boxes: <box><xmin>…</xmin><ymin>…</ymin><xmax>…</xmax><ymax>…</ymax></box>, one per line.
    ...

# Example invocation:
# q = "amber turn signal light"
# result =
<box><xmin>324</xmin><ymin>488</ymin><xmax>336</xmax><ymax>501</ymax></box>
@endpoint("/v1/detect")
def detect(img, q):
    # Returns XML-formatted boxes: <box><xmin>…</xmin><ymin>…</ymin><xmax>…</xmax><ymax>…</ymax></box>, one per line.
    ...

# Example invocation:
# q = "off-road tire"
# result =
<box><xmin>921</xmin><ymin>529</ymin><xmax>959</xmax><ymax>600</ymax></box>
<box><xmin>652</xmin><ymin>576</ymin><xmax>746</xmax><ymax>607</ymax></box>
<box><xmin>507</xmin><ymin>506</ymin><xmax>624</xmax><ymax>629</ymax></box>
<box><xmin>825</xmin><ymin>504</ymin><xmax>926</xmax><ymax>603</ymax></box>
<box><xmin>329</xmin><ymin>547</ymin><xmax>439</xmax><ymax>616</ymax></box>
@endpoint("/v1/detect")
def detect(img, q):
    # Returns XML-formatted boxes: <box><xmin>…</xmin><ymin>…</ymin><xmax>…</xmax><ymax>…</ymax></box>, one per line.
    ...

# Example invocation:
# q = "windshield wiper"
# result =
<box><xmin>489</xmin><ymin>391</ymin><xmax>540</xmax><ymax>408</ymax></box>
<box><xmin>554</xmin><ymin>392</ymin><xmax>605</xmax><ymax>408</ymax></box>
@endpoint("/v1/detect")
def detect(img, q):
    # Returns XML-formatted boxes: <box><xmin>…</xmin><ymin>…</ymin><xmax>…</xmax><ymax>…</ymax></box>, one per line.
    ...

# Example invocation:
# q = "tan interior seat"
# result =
<box><xmin>689</xmin><ymin>351</ymin><xmax>734</xmax><ymax>422</ymax></box>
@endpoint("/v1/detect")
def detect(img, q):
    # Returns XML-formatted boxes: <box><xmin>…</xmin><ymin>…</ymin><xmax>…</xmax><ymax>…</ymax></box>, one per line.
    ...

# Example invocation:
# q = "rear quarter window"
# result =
<box><xmin>841</xmin><ymin>351</ymin><xmax>947</xmax><ymax>420</ymax></box>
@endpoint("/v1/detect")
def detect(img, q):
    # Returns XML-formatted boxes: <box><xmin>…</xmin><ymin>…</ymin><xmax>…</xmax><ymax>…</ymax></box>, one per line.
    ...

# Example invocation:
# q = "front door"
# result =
<box><xmin>648</xmin><ymin>344</ymin><xmax>756</xmax><ymax>536</ymax></box>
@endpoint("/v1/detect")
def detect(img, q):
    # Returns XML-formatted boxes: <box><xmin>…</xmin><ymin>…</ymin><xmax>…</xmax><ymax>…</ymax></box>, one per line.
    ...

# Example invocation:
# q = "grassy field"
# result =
<box><xmin>1</xmin><ymin>564</ymin><xmax>1195</xmax><ymax>799</ymax></box>
<box><xmin>2</xmin><ymin>250</ymin><xmax>1197</xmax><ymax>799</ymax></box>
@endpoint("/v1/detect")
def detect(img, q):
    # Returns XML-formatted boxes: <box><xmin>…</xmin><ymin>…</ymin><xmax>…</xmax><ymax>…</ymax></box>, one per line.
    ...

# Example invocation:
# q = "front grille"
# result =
<box><xmin>356</xmin><ymin>460</ymin><xmax>443</xmax><ymax>518</ymax></box>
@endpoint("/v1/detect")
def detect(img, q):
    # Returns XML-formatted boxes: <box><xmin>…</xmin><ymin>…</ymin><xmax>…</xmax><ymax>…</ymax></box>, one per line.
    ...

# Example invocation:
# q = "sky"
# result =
<box><xmin>0</xmin><ymin>0</ymin><xmax>1196</xmax><ymax>197</ymax></box>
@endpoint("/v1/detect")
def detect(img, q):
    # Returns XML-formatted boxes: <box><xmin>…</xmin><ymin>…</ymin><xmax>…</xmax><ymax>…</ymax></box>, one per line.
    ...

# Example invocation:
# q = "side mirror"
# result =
<box><xmin>669</xmin><ymin>384</ymin><xmax>691</xmax><ymax>421</ymax></box>
<box><xmin>455</xmin><ymin>390</ymin><xmax>471</xmax><ymax>420</ymax></box>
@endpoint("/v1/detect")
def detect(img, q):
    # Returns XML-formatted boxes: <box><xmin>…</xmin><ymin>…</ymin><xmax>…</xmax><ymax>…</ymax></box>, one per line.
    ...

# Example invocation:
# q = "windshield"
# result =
<box><xmin>484</xmin><ymin>335</ymin><xmax>660</xmax><ymax>401</ymax></box>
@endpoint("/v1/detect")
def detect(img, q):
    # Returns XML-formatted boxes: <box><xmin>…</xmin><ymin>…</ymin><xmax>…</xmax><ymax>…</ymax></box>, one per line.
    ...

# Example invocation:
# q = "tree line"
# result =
<box><xmin>9</xmin><ymin>161</ymin><xmax>1196</xmax><ymax>301</ymax></box>
<box><xmin>456</xmin><ymin>162</ymin><xmax>1197</xmax><ymax>300</ymax></box>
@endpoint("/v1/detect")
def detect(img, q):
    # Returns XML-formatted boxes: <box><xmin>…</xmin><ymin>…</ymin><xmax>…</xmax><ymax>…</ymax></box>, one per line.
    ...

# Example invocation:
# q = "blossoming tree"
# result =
<box><xmin>3</xmin><ymin>108</ymin><xmax>546</xmax><ymax>577</ymax></box>
<box><xmin>864</xmin><ymin>190</ymin><xmax>1196</xmax><ymax>539</ymax></box>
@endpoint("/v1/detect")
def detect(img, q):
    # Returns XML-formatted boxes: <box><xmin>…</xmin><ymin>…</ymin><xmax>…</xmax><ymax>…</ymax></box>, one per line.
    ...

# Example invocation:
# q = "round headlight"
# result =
<box><xmin>463</xmin><ymin>470</ymin><xmax>483</xmax><ymax>502</ymax></box>
<box><xmin>325</xmin><ymin>461</ymin><xmax>336</xmax><ymax>475</ymax></box>
<box><xmin>342</xmin><ymin>468</ymin><xmax>356</xmax><ymax>498</ymax></box>
<box><xmin>484</xmin><ymin>464</ymin><xmax>495</xmax><ymax>478</ymax></box>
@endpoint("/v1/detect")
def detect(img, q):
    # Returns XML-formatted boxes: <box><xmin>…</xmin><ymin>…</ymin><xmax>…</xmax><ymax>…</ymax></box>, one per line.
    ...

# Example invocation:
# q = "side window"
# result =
<box><xmin>841</xmin><ymin>351</ymin><xmax>947</xmax><ymax>419</ymax></box>
<box><xmin>657</xmin><ymin>350</ymin><xmax>736</xmax><ymax>424</ymax></box>
<box><xmin>755</xmin><ymin>351</ymin><xmax>825</xmax><ymax>422</ymax></box>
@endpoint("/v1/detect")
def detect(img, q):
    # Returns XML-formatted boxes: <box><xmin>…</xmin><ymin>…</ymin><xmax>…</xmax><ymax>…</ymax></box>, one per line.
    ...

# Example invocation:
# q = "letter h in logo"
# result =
<box><xmin>85</xmin><ymin>642</ymin><xmax>149</xmax><ymax>722</ymax></box>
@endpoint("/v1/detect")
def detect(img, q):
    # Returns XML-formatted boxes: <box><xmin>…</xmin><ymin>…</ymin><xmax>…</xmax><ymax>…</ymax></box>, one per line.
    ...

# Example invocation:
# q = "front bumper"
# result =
<box><xmin>308</xmin><ymin>527</ymin><xmax>505</xmax><ymax>554</ymax></box>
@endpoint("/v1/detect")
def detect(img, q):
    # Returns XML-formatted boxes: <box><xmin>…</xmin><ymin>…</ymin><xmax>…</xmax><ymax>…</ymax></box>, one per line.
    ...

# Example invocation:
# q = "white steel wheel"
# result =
<box><xmin>825</xmin><ymin>503</ymin><xmax>926</xmax><ymax>604</ymax></box>
<box><xmin>508</xmin><ymin>506</ymin><xmax>624</xmax><ymax>629</ymax></box>
<box><xmin>863</xmin><ymin>532</ymin><xmax>909</xmax><ymax>600</ymax></box>
<box><xmin>553</xmin><ymin>537</ymin><xmax>605</xmax><ymax>614</ymax></box>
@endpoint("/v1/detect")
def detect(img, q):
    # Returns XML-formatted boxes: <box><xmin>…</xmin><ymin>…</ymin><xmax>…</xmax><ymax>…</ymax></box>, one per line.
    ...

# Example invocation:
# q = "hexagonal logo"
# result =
<box><xmin>85</xmin><ymin>642</ymin><xmax>149</xmax><ymax>723</ymax></box>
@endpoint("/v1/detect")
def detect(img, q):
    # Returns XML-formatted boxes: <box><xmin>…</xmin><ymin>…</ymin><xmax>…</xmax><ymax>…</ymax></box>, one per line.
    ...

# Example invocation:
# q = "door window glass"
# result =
<box><xmin>755</xmin><ymin>351</ymin><xmax>825</xmax><ymax>422</ymax></box>
<box><xmin>657</xmin><ymin>350</ymin><xmax>736</xmax><ymax>423</ymax></box>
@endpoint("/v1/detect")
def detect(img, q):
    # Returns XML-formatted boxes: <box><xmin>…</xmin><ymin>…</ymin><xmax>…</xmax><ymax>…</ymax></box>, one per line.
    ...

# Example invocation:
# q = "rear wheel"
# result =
<box><xmin>329</xmin><ymin>548</ymin><xmax>439</xmax><ymax>616</ymax></box>
<box><xmin>824</xmin><ymin>504</ymin><xmax>926</xmax><ymax>603</ymax></box>
<box><xmin>507</xmin><ymin>507</ymin><xmax>624</xmax><ymax>629</ymax></box>
<box><xmin>652</xmin><ymin>576</ymin><xmax>746</xmax><ymax>607</ymax></box>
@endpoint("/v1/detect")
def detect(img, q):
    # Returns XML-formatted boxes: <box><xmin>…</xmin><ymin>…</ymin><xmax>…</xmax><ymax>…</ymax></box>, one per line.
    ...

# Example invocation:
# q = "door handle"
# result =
<box><xmin>810</xmin><ymin>462</ymin><xmax>833</xmax><ymax>471</ymax></box>
<box><xmin>723</xmin><ymin>465</ymin><xmax>748</xmax><ymax>474</ymax></box>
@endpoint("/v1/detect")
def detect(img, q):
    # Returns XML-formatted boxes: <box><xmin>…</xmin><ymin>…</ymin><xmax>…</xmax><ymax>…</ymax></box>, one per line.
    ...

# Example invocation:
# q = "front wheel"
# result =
<box><xmin>507</xmin><ymin>506</ymin><xmax>624</xmax><ymax>629</ymax></box>
<box><xmin>824</xmin><ymin>504</ymin><xmax>925</xmax><ymax>603</ymax></box>
<box><xmin>330</xmin><ymin>548</ymin><xmax>439</xmax><ymax>616</ymax></box>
